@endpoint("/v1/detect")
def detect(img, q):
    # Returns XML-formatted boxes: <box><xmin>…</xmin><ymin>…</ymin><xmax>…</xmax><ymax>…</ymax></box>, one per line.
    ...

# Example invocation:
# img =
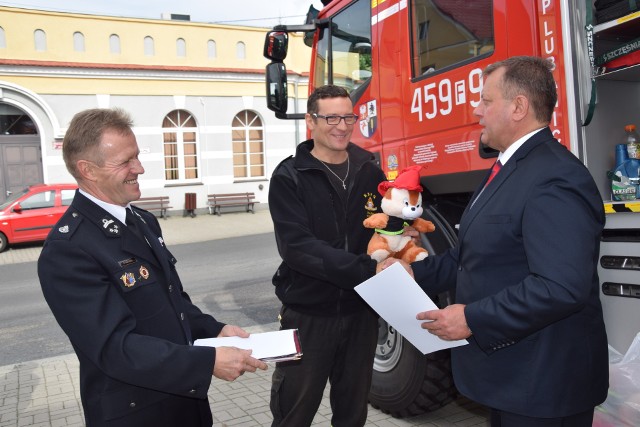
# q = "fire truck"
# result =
<box><xmin>263</xmin><ymin>0</ymin><xmax>640</xmax><ymax>417</ymax></box>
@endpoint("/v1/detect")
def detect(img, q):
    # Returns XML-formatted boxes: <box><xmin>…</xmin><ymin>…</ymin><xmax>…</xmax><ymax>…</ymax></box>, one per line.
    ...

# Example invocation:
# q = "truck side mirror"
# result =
<box><xmin>265</xmin><ymin>62</ymin><xmax>288</xmax><ymax>115</ymax></box>
<box><xmin>264</xmin><ymin>31</ymin><xmax>288</xmax><ymax>61</ymax></box>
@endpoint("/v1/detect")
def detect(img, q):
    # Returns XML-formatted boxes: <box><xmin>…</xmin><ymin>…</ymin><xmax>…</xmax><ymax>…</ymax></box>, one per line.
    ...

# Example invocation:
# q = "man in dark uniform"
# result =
<box><xmin>38</xmin><ymin>108</ymin><xmax>267</xmax><ymax>427</ymax></box>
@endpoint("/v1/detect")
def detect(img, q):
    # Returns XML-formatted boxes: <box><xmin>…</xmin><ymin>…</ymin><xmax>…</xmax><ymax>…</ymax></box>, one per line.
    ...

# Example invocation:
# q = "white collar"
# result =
<box><xmin>79</xmin><ymin>188</ymin><xmax>131</xmax><ymax>225</ymax></box>
<box><xmin>498</xmin><ymin>127</ymin><xmax>545</xmax><ymax>165</ymax></box>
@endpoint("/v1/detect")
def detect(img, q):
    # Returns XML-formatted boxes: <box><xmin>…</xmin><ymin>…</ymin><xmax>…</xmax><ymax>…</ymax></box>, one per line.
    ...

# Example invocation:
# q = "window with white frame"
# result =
<box><xmin>162</xmin><ymin>110</ymin><xmax>199</xmax><ymax>182</ymax></box>
<box><xmin>232</xmin><ymin>110</ymin><xmax>264</xmax><ymax>179</ymax></box>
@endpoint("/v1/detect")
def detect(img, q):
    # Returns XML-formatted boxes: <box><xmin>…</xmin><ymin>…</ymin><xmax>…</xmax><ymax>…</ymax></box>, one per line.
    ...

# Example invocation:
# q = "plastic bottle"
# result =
<box><xmin>611</xmin><ymin>125</ymin><xmax>640</xmax><ymax>201</ymax></box>
<box><xmin>625</xmin><ymin>124</ymin><xmax>640</xmax><ymax>160</ymax></box>
<box><xmin>615</xmin><ymin>143</ymin><xmax>629</xmax><ymax>167</ymax></box>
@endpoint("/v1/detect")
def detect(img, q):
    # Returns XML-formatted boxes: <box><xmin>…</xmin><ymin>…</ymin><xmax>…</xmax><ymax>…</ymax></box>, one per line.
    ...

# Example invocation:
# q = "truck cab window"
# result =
<box><xmin>314</xmin><ymin>0</ymin><xmax>371</xmax><ymax>94</ymax></box>
<box><xmin>411</xmin><ymin>0</ymin><xmax>494</xmax><ymax>77</ymax></box>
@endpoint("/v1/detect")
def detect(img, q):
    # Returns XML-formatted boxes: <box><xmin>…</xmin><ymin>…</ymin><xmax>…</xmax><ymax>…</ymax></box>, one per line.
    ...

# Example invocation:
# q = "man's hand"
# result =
<box><xmin>212</xmin><ymin>324</ymin><xmax>268</xmax><ymax>381</ymax></box>
<box><xmin>213</xmin><ymin>347</ymin><xmax>268</xmax><ymax>381</ymax></box>
<box><xmin>416</xmin><ymin>304</ymin><xmax>471</xmax><ymax>341</ymax></box>
<box><xmin>376</xmin><ymin>258</ymin><xmax>414</xmax><ymax>277</ymax></box>
<box><xmin>218</xmin><ymin>324</ymin><xmax>250</xmax><ymax>338</ymax></box>
<box><xmin>401</xmin><ymin>225</ymin><xmax>419</xmax><ymax>239</ymax></box>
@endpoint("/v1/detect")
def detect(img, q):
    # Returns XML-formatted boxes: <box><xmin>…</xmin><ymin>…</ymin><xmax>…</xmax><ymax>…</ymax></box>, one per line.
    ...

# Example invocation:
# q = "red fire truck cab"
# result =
<box><xmin>264</xmin><ymin>0</ymin><xmax>640</xmax><ymax>417</ymax></box>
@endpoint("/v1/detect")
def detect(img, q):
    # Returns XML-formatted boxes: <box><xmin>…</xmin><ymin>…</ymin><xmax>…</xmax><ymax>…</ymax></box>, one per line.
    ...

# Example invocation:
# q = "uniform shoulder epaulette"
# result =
<box><xmin>48</xmin><ymin>210</ymin><xmax>83</xmax><ymax>241</ymax></box>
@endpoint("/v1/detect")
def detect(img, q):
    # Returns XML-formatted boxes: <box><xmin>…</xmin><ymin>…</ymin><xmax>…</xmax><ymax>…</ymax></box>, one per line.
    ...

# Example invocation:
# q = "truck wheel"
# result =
<box><xmin>368</xmin><ymin>205</ymin><xmax>459</xmax><ymax>417</ymax></box>
<box><xmin>0</xmin><ymin>232</ymin><xmax>7</xmax><ymax>252</ymax></box>
<box><xmin>369</xmin><ymin>312</ymin><xmax>456</xmax><ymax>417</ymax></box>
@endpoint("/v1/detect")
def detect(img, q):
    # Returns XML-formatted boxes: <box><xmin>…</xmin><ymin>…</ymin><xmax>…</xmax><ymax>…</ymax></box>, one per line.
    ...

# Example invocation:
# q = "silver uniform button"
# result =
<box><xmin>180</xmin><ymin>313</ymin><xmax>185</xmax><ymax>320</ymax></box>
<box><xmin>168</xmin><ymin>284</ymin><xmax>173</xmax><ymax>292</ymax></box>
<box><xmin>129</xmin><ymin>402</ymin><xmax>136</xmax><ymax>408</ymax></box>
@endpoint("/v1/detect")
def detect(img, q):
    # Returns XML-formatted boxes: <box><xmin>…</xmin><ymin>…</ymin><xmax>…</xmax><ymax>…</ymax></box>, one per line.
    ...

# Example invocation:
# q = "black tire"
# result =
<box><xmin>0</xmin><ymin>232</ymin><xmax>7</xmax><ymax>252</ymax></box>
<box><xmin>369</xmin><ymin>329</ymin><xmax>456</xmax><ymax>417</ymax></box>
<box><xmin>368</xmin><ymin>205</ymin><xmax>460</xmax><ymax>417</ymax></box>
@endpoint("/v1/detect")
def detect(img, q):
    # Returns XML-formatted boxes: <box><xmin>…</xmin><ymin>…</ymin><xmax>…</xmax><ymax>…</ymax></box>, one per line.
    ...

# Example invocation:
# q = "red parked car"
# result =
<box><xmin>0</xmin><ymin>183</ymin><xmax>78</xmax><ymax>252</ymax></box>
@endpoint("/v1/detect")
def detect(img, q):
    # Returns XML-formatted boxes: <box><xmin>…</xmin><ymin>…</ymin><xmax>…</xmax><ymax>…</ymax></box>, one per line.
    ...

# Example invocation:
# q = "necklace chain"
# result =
<box><xmin>318</xmin><ymin>156</ymin><xmax>350</xmax><ymax>190</ymax></box>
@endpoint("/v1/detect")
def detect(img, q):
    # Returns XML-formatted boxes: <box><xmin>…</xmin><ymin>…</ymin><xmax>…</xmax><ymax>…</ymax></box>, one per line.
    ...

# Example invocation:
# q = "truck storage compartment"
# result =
<box><xmin>598</xmin><ymin>205</ymin><xmax>640</xmax><ymax>354</ymax></box>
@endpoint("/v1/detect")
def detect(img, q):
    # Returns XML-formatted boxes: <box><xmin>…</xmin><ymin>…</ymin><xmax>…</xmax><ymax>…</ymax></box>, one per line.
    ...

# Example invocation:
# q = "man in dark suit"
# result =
<box><xmin>410</xmin><ymin>56</ymin><xmax>609</xmax><ymax>426</ymax></box>
<box><xmin>38</xmin><ymin>108</ymin><xmax>267</xmax><ymax>427</ymax></box>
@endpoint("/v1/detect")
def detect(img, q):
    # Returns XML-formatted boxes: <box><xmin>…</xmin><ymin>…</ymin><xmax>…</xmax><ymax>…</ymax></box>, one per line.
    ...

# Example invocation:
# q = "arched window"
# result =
<box><xmin>144</xmin><ymin>36</ymin><xmax>155</xmax><ymax>56</ymax></box>
<box><xmin>109</xmin><ymin>34</ymin><xmax>120</xmax><ymax>54</ymax></box>
<box><xmin>34</xmin><ymin>29</ymin><xmax>46</xmax><ymax>51</ymax></box>
<box><xmin>0</xmin><ymin>104</ymin><xmax>38</xmax><ymax>134</ymax></box>
<box><xmin>73</xmin><ymin>32</ymin><xmax>85</xmax><ymax>52</ymax></box>
<box><xmin>176</xmin><ymin>38</ymin><xmax>186</xmax><ymax>57</ymax></box>
<box><xmin>0</xmin><ymin>27</ymin><xmax>6</xmax><ymax>49</ymax></box>
<box><xmin>162</xmin><ymin>110</ymin><xmax>199</xmax><ymax>181</ymax></box>
<box><xmin>207</xmin><ymin>39</ymin><xmax>216</xmax><ymax>59</ymax></box>
<box><xmin>236</xmin><ymin>41</ymin><xmax>246</xmax><ymax>59</ymax></box>
<box><xmin>232</xmin><ymin>110</ymin><xmax>264</xmax><ymax>179</ymax></box>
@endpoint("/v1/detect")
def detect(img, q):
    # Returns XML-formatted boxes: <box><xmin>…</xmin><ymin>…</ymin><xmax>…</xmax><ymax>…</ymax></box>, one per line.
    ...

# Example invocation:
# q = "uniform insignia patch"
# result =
<box><xmin>139</xmin><ymin>265</ymin><xmax>150</xmax><ymax>279</ymax></box>
<box><xmin>118</xmin><ymin>257</ymin><xmax>136</xmax><ymax>267</ymax></box>
<box><xmin>102</xmin><ymin>218</ymin><xmax>120</xmax><ymax>235</ymax></box>
<box><xmin>120</xmin><ymin>272</ymin><xmax>136</xmax><ymax>287</ymax></box>
<box><xmin>58</xmin><ymin>225</ymin><xmax>69</xmax><ymax>233</ymax></box>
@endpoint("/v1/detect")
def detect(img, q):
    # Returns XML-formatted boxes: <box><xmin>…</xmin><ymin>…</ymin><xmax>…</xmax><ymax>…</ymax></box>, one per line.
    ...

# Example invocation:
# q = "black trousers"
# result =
<box><xmin>270</xmin><ymin>306</ymin><xmax>378</xmax><ymax>427</ymax></box>
<box><xmin>490</xmin><ymin>408</ymin><xmax>595</xmax><ymax>427</ymax></box>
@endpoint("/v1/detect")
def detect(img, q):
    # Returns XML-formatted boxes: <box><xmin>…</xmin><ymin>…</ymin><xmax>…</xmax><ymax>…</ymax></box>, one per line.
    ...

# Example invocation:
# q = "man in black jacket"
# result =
<box><xmin>38</xmin><ymin>108</ymin><xmax>267</xmax><ymax>427</ymax></box>
<box><xmin>268</xmin><ymin>85</ymin><xmax>388</xmax><ymax>426</ymax></box>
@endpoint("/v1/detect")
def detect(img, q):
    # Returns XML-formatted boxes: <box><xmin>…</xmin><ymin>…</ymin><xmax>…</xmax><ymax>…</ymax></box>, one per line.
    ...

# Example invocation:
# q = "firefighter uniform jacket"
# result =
<box><xmin>39</xmin><ymin>191</ymin><xmax>223</xmax><ymax>427</ymax></box>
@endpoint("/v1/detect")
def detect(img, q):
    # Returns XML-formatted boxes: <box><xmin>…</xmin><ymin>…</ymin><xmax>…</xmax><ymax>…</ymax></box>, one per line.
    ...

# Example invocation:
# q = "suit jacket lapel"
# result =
<box><xmin>458</xmin><ymin>127</ymin><xmax>553</xmax><ymax>241</ymax></box>
<box><xmin>121</xmin><ymin>229</ymin><xmax>161</xmax><ymax>268</ymax></box>
<box><xmin>135</xmin><ymin>213</ymin><xmax>172</xmax><ymax>278</ymax></box>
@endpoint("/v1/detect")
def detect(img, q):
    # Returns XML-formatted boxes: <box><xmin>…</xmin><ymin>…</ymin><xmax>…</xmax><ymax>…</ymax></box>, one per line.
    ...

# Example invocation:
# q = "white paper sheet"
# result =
<box><xmin>355</xmin><ymin>262</ymin><xmax>468</xmax><ymax>354</ymax></box>
<box><xmin>194</xmin><ymin>329</ymin><xmax>302</xmax><ymax>361</ymax></box>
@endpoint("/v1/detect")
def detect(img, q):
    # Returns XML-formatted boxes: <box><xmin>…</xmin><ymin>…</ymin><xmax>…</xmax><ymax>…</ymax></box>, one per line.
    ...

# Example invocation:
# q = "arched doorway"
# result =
<box><xmin>0</xmin><ymin>104</ymin><xmax>42</xmax><ymax>204</ymax></box>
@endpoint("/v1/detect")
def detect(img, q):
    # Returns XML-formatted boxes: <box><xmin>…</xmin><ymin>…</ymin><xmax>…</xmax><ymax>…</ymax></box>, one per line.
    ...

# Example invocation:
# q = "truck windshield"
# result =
<box><xmin>314</xmin><ymin>0</ymin><xmax>371</xmax><ymax>94</ymax></box>
<box><xmin>411</xmin><ymin>0</ymin><xmax>494</xmax><ymax>77</ymax></box>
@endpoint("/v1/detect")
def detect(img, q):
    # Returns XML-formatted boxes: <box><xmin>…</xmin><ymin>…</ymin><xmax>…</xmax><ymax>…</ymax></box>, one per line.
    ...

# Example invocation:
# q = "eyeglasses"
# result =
<box><xmin>312</xmin><ymin>113</ymin><xmax>359</xmax><ymax>125</ymax></box>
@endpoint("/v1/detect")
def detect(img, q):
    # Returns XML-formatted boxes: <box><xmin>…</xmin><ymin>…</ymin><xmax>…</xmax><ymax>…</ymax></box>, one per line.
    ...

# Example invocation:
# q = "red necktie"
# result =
<box><xmin>484</xmin><ymin>160</ymin><xmax>502</xmax><ymax>187</ymax></box>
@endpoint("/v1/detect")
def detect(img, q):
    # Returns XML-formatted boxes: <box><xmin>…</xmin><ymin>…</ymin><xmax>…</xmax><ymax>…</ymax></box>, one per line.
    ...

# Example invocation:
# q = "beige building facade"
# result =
<box><xmin>0</xmin><ymin>6</ymin><xmax>311</xmax><ymax>209</ymax></box>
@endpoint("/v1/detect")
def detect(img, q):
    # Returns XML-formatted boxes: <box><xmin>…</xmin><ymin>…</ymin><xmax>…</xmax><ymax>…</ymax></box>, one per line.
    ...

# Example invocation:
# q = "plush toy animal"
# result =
<box><xmin>363</xmin><ymin>166</ymin><xmax>435</xmax><ymax>263</ymax></box>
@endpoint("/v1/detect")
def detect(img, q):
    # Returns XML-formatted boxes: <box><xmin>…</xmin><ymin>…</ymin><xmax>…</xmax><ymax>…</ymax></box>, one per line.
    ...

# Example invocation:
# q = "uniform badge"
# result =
<box><xmin>120</xmin><ymin>272</ymin><xmax>136</xmax><ymax>287</ymax></box>
<box><xmin>139</xmin><ymin>265</ymin><xmax>150</xmax><ymax>280</ymax></box>
<box><xmin>102</xmin><ymin>218</ymin><xmax>120</xmax><ymax>235</ymax></box>
<box><xmin>58</xmin><ymin>225</ymin><xmax>69</xmax><ymax>233</ymax></box>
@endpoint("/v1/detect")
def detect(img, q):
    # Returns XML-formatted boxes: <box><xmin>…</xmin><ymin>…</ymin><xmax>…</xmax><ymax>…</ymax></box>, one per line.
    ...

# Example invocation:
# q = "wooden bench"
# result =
<box><xmin>207</xmin><ymin>192</ymin><xmax>259</xmax><ymax>216</ymax></box>
<box><xmin>133</xmin><ymin>196</ymin><xmax>173</xmax><ymax>219</ymax></box>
